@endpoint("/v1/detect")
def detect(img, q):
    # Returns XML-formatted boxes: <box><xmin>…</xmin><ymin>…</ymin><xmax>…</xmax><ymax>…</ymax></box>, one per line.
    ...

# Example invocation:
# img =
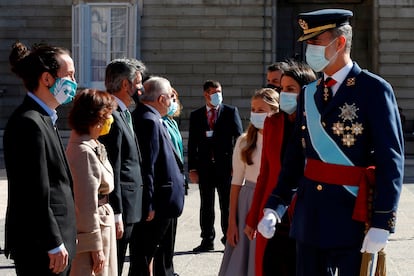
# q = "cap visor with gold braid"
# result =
<box><xmin>297</xmin><ymin>9</ymin><xmax>353</xmax><ymax>41</ymax></box>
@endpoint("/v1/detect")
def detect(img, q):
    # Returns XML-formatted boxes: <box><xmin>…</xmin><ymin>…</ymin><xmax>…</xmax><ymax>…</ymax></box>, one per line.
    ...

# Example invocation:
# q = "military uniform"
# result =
<box><xmin>265</xmin><ymin>9</ymin><xmax>404</xmax><ymax>276</ymax></box>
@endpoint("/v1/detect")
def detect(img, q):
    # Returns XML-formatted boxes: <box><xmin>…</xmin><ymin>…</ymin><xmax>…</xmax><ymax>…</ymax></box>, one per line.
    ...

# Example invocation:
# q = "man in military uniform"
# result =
<box><xmin>257</xmin><ymin>9</ymin><xmax>404</xmax><ymax>275</ymax></box>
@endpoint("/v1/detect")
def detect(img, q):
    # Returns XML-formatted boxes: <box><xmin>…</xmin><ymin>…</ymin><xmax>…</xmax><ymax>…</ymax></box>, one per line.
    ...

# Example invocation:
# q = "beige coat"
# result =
<box><xmin>66</xmin><ymin>132</ymin><xmax>117</xmax><ymax>276</ymax></box>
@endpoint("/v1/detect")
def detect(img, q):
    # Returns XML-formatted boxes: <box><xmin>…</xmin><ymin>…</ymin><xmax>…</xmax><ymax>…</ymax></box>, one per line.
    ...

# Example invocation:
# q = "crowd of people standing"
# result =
<box><xmin>3</xmin><ymin>7</ymin><xmax>405</xmax><ymax>276</ymax></box>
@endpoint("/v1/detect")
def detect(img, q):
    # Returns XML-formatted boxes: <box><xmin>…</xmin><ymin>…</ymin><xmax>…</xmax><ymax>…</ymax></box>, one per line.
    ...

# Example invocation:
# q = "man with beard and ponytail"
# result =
<box><xmin>4</xmin><ymin>41</ymin><xmax>77</xmax><ymax>275</ymax></box>
<box><xmin>258</xmin><ymin>9</ymin><xmax>404</xmax><ymax>276</ymax></box>
<box><xmin>99</xmin><ymin>58</ymin><xmax>146</xmax><ymax>275</ymax></box>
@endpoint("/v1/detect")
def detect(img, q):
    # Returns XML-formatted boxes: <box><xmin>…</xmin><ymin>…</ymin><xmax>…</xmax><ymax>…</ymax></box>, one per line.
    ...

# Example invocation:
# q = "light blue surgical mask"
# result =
<box><xmin>210</xmin><ymin>92</ymin><xmax>223</xmax><ymax>107</ymax></box>
<box><xmin>49</xmin><ymin>78</ymin><xmax>77</xmax><ymax>105</ymax></box>
<box><xmin>250</xmin><ymin>112</ymin><xmax>267</xmax><ymax>129</ymax></box>
<box><xmin>279</xmin><ymin>92</ymin><xmax>298</xmax><ymax>115</ymax></box>
<box><xmin>305</xmin><ymin>38</ymin><xmax>338</xmax><ymax>72</ymax></box>
<box><xmin>167</xmin><ymin>100</ymin><xmax>178</xmax><ymax>116</ymax></box>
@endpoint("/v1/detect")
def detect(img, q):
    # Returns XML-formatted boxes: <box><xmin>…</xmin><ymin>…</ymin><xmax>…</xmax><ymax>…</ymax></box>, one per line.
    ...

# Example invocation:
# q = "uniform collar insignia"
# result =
<box><xmin>298</xmin><ymin>19</ymin><xmax>308</xmax><ymax>30</ymax></box>
<box><xmin>346</xmin><ymin>77</ymin><xmax>356</xmax><ymax>86</ymax></box>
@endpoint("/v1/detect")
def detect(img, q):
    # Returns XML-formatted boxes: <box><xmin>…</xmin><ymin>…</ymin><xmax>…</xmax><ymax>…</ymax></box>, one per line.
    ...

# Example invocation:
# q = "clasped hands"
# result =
<box><xmin>257</xmin><ymin>208</ymin><xmax>390</xmax><ymax>254</ymax></box>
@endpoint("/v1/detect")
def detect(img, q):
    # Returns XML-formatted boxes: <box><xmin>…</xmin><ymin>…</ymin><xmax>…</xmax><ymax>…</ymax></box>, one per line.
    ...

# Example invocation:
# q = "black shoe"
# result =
<box><xmin>192</xmin><ymin>243</ymin><xmax>214</xmax><ymax>252</ymax></box>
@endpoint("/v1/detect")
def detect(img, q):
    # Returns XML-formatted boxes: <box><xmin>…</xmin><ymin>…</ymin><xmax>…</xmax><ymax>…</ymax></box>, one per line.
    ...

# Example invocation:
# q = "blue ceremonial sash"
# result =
<box><xmin>304</xmin><ymin>81</ymin><xmax>358</xmax><ymax>196</ymax></box>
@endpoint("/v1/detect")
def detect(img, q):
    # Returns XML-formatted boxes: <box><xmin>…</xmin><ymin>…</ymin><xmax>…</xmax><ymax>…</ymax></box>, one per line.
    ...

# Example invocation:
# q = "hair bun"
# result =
<box><xmin>9</xmin><ymin>41</ymin><xmax>30</xmax><ymax>75</ymax></box>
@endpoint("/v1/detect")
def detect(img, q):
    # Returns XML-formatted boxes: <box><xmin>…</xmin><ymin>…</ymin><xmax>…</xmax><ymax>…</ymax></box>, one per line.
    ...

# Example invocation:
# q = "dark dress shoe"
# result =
<box><xmin>192</xmin><ymin>243</ymin><xmax>214</xmax><ymax>252</ymax></box>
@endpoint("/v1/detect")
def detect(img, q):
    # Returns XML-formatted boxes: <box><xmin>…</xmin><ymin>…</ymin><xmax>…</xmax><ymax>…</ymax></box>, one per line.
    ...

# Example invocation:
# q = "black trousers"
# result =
<box><xmin>296</xmin><ymin>241</ymin><xmax>362</xmax><ymax>276</ymax></box>
<box><xmin>13</xmin><ymin>249</ymin><xmax>71</xmax><ymax>276</ymax></box>
<box><xmin>198</xmin><ymin>162</ymin><xmax>231</xmax><ymax>244</ymax></box>
<box><xmin>128</xmin><ymin>217</ymin><xmax>174</xmax><ymax>276</ymax></box>
<box><xmin>154</xmin><ymin>218</ymin><xmax>177</xmax><ymax>276</ymax></box>
<box><xmin>263</xmin><ymin>219</ymin><xmax>296</xmax><ymax>276</ymax></box>
<box><xmin>117</xmin><ymin>222</ymin><xmax>134</xmax><ymax>276</ymax></box>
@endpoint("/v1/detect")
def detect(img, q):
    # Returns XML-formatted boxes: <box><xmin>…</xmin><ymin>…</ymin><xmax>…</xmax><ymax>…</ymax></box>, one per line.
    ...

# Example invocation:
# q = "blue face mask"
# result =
<box><xmin>305</xmin><ymin>38</ymin><xmax>338</xmax><ymax>72</ymax></box>
<box><xmin>210</xmin><ymin>92</ymin><xmax>223</xmax><ymax>107</ymax></box>
<box><xmin>250</xmin><ymin>112</ymin><xmax>267</xmax><ymax>129</ymax></box>
<box><xmin>49</xmin><ymin>78</ymin><xmax>77</xmax><ymax>105</ymax></box>
<box><xmin>167</xmin><ymin>100</ymin><xmax>178</xmax><ymax>116</ymax></box>
<box><xmin>279</xmin><ymin>92</ymin><xmax>298</xmax><ymax>115</ymax></box>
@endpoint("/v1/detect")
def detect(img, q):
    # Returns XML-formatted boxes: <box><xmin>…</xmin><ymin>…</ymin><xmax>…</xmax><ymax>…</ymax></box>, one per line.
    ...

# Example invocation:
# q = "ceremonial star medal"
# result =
<box><xmin>339</xmin><ymin>103</ymin><xmax>359</xmax><ymax>122</ymax></box>
<box><xmin>342</xmin><ymin>134</ymin><xmax>356</xmax><ymax>147</ymax></box>
<box><xmin>351</xmin><ymin>123</ymin><xmax>364</xmax><ymax>135</ymax></box>
<box><xmin>334</xmin><ymin>103</ymin><xmax>364</xmax><ymax>147</ymax></box>
<box><xmin>332</xmin><ymin>122</ymin><xmax>344</xmax><ymax>135</ymax></box>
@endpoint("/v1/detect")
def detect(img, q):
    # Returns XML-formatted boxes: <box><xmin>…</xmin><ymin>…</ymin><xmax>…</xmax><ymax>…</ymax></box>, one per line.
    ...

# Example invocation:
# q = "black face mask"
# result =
<box><xmin>264</xmin><ymin>83</ymin><xmax>281</xmax><ymax>92</ymax></box>
<box><xmin>132</xmin><ymin>87</ymin><xmax>145</xmax><ymax>104</ymax></box>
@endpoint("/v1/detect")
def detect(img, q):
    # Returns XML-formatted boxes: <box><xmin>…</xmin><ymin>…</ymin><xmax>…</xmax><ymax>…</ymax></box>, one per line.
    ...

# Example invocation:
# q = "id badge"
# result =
<box><xmin>206</xmin><ymin>130</ymin><xmax>214</xmax><ymax>138</ymax></box>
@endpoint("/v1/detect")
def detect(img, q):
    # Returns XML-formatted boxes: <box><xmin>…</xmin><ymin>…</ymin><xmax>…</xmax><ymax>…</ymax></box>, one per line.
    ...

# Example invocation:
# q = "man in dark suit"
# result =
<box><xmin>188</xmin><ymin>80</ymin><xmax>243</xmax><ymax>252</ymax></box>
<box><xmin>130</xmin><ymin>76</ymin><xmax>185</xmax><ymax>276</ymax></box>
<box><xmin>99</xmin><ymin>58</ymin><xmax>146</xmax><ymax>275</ymax></box>
<box><xmin>4</xmin><ymin>42</ymin><xmax>77</xmax><ymax>275</ymax></box>
<box><xmin>258</xmin><ymin>9</ymin><xmax>404</xmax><ymax>275</ymax></box>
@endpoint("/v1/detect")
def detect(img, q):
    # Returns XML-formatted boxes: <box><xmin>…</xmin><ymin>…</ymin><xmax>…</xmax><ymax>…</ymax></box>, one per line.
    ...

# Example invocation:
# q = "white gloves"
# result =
<box><xmin>257</xmin><ymin>208</ymin><xmax>281</xmax><ymax>239</ymax></box>
<box><xmin>361</xmin><ymin>227</ymin><xmax>390</xmax><ymax>254</ymax></box>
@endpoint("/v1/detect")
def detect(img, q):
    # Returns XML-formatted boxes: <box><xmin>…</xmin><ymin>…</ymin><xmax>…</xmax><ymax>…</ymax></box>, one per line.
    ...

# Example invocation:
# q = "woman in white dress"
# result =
<box><xmin>219</xmin><ymin>88</ymin><xmax>279</xmax><ymax>276</ymax></box>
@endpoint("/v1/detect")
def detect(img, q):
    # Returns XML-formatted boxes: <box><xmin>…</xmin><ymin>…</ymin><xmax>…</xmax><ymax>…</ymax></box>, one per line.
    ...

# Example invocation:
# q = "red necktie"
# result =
<box><xmin>323</xmin><ymin>77</ymin><xmax>337</xmax><ymax>103</ymax></box>
<box><xmin>208</xmin><ymin>109</ymin><xmax>216</xmax><ymax>130</ymax></box>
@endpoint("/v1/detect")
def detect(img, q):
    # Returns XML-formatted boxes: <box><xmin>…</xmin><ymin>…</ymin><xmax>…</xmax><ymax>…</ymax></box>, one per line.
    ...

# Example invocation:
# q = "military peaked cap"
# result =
<box><xmin>297</xmin><ymin>9</ymin><xmax>353</xmax><ymax>41</ymax></box>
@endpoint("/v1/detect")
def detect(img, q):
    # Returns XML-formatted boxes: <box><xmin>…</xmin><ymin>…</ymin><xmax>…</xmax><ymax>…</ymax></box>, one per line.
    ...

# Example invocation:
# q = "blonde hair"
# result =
<box><xmin>241</xmin><ymin>88</ymin><xmax>279</xmax><ymax>165</ymax></box>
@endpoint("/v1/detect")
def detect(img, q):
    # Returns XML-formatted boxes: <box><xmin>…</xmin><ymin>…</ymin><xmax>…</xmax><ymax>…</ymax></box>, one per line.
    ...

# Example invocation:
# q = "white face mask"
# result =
<box><xmin>279</xmin><ymin>92</ymin><xmax>298</xmax><ymax>115</ymax></box>
<box><xmin>250</xmin><ymin>112</ymin><xmax>267</xmax><ymax>129</ymax></box>
<box><xmin>305</xmin><ymin>38</ymin><xmax>338</xmax><ymax>72</ymax></box>
<box><xmin>167</xmin><ymin>100</ymin><xmax>178</xmax><ymax>116</ymax></box>
<box><xmin>210</xmin><ymin>92</ymin><xmax>223</xmax><ymax>107</ymax></box>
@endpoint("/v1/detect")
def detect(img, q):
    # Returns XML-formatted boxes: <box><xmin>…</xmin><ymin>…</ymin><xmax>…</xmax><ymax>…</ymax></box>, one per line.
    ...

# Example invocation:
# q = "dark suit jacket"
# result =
<box><xmin>3</xmin><ymin>95</ymin><xmax>76</xmax><ymax>259</ymax></box>
<box><xmin>99</xmin><ymin>107</ymin><xmax>144</xmax><ymax>224</ymax></box>
<box><xmin>187</xmin><ymin>103</ymin><xmax>243</xmax><ymax>176</ymax></box>
<box><xmin>132</xmin><ymin>102</ymin><xmax>185</xmax><ymax>218</ymax></box>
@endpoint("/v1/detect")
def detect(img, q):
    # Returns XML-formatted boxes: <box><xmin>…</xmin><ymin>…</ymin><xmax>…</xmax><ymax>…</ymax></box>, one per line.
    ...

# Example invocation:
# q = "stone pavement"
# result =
<box><xmin>1</xmin><ymin>159</ymin><xmax>414</xmax><ymax>276</ymax></box>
